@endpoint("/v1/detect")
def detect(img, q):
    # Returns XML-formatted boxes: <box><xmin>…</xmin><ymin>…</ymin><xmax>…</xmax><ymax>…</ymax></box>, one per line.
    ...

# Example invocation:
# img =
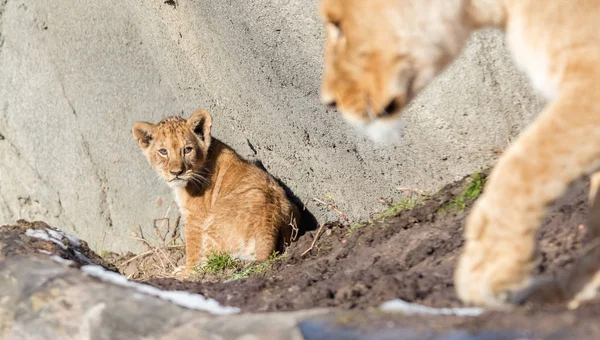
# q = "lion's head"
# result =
<box><xmin>319</xmin><ymin>0</ymin><xmax>474</xmax><ymax>142</ymax></box>
<box><xmin>132</xmin><ymin>110</ymin><xmax>213</xmax><ymax>189</ymax></box>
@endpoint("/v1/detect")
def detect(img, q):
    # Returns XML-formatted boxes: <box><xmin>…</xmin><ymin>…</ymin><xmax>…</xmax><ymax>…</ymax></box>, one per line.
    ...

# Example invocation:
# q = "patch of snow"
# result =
<box><xmin>47</xmin><ymin>229</ymin><xmax>63</xmax><ymax>241</ymax></box>
<box><xmin>29</xmin><ymin>229</ymin><xmax>93</xmax><ymax>265</ymax></box>
<box><xmin>379</xmin><ymin>299</ymin><xmax>483</xmax><ymax>317</ymax></box>
<box><xmin>74</xmin><ymin>250</ymin><xmax>94</xmax><ymax>265</ymax></box>
<box><xmin>80</xmin><ymin>265</ymin><xmax>240</xmax><ymax>315</ymax></box>
<box><xmin>47</xmin><ymin>229</ymin><xmax>83</xmax><ymax>247</ymax></box>
<box><xmin>51</xmin><ymin>255</ymin><xmax>75</xmax><ymax>266</ymax></box>
<box><xmin>37</xmin><ymin>249</ymin><xmax>52</xmax><ymax>255</ymax></box>
<box><xmin>26</xmin><ymin>229</ymin><xmax>67</xmax><ymax>250</ymax></box>
<box><xmin>60</xmin><ymin>230</ymin><xmax>82</xmax><ymax>247</ymax></box>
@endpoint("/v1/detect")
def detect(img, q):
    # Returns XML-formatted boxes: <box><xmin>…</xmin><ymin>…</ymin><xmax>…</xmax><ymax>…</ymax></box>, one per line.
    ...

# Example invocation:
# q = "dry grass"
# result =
<box><xmin>102</xmin><ymin>203</ymin><xmax>185</xmax><ymax>280</ymax></box>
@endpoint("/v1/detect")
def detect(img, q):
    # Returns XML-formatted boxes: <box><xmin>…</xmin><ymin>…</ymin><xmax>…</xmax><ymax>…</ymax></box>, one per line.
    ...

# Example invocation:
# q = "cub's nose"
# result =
<box><xmin>170</xmin><ymin>169</ymin><xmax>184</xmax><ymax>176</ymax></box>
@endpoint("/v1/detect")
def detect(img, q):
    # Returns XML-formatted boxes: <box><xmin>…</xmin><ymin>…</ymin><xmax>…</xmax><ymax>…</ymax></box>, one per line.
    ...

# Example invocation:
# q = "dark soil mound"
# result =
<box><xmin>134</xmin><ymin>169</ymin><xmax>592</xmax><ymax>313</ymax></box>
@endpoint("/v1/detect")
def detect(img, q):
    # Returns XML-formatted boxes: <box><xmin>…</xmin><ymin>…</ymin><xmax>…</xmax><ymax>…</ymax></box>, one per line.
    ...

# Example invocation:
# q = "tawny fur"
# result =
<box><xmin>132</xmin><ymin>110</ymin><xmax>299</xmax><ymax>272</ymax></box>
<box><xmin>319</xmin><ymin>0</ymin><xmax>600</xmax><ymax>307</ymax></box>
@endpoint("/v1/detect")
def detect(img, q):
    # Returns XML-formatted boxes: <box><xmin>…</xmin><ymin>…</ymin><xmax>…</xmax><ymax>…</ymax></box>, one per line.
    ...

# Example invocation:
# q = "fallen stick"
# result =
<box><xmin>165</xmin><ymin>215</ymin><xmax>182</xmax><ymax>246</ymax></box>
<box><xmin>312</xmin><ymin>198</ymin><xmax>351</xmax><ymax>226</ymax></box>
<box><xmin>117</xmin><ymin>250</ymin><xmax>154</xmax><ymax>268</ymax></box>
<box><xmin>301</xmin><ymin>223</ymin><xmax>326</xmax><ymax>257</ymax></box>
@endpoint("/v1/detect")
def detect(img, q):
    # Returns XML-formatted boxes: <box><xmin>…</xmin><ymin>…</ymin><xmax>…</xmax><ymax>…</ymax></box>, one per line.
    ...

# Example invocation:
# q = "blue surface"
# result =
<box><xmin>298</xmin><ymin>321</ymin><xmax>531</xmax><ymax>340</ymax></box>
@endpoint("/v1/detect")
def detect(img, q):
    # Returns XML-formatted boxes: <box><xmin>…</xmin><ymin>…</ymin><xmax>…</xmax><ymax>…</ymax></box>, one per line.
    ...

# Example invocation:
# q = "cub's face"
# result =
<box><xmin>132</xmin><ymin>110</ymin><xmax>212</xmax><ymax>189</ymax></box>
<box><xmin>319</xmin><ymin>0</ymin><xmax>469</xmax><ymax>143</ymax></box>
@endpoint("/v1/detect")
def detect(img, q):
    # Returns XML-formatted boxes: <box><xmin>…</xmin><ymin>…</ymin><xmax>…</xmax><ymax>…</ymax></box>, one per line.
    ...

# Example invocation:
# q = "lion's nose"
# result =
<box><xmin>170</xmin><ymin>168</ymin><xmax>184</xmax><ymax>176</ymax></box>
<box><xmin>380</xmin><ymin>98</ymin><xmax>400</xmax><ymax>117</ymax></box>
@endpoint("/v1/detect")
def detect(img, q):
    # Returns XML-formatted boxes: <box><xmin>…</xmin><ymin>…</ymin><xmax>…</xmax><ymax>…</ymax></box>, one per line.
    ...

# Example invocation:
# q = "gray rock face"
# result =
<box><xmin>0</xmin><ymin>257</ymin><xmax>325</xmax><ymax>340</ymax></box>
<box><xmin>0</xmin><ymin>0</ymin><xmax>544</xmax><ymax>252</ymax></box>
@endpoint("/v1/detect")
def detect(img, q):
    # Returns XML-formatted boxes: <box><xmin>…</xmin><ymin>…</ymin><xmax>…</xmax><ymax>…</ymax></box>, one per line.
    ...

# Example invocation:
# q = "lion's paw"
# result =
<box><xmin>455</xmin><ymin>198</ymin><xmax>537</xmax><ymax>308</ymax></box>
<box><xmin>173</xmin><ymin>265</ymin><xmax>193</xmax><ymax>280</ymax></box>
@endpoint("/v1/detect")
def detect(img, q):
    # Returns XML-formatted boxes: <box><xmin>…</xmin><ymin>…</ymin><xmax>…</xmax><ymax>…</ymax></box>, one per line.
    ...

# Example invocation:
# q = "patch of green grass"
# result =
<box><xmin>347</xmin><ymin>222</ymin><xmax>367</xmax><ymax>235</ymax></box>
<box><xmin>197</xmin><ymin>252</ymin><xmax>240</xmax><ymax>274</ymax></box>
<box><xmin>346</xmin><ymin>195</ymin><xmax>425</xmax><ymax>236</ymax></box>
<box><xmin>441</xmin><ymin>172</ymin><xmax>486</xmax><ymax>212</ymax></box>
<box><xmin>375</xmin><ymin>197</ymin><xmax>420</xmax><ymax>220</ymax></box>
<box><xmin>101</xmin><ymin>250</ymin><xmax>111</xmax><ymax>257</ymax></box>
<box><xmin>226</xmin><ymin>252</ymin><xmax>286</xmax><ymax>282</ymax></box>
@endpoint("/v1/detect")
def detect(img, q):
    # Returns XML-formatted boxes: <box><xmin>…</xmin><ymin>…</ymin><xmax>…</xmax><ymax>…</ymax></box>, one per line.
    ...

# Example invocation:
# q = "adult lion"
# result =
<box><xmin>319</xmin><ymin>0</ymin><xmax>600</xmax><ymax>307</ymax></box>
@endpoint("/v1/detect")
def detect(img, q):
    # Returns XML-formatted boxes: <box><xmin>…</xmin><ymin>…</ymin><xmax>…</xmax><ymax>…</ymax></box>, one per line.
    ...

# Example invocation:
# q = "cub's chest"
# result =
<box><xmin>173</xmin><ymin>191</ymin><xmax>212</xmax><ymax>221</ymax></box>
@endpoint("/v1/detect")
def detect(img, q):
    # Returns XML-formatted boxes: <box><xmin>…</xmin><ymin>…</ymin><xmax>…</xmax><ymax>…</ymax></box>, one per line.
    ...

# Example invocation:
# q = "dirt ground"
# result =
<box><xmin>5</xmin><ymin>167</ymin><xmax>600</xmax><ymax>337</ymax></box>
<box><xmin>105</xmin><ymin>168</ymin><xmax>596</xmax><ymax>314</ymax></box>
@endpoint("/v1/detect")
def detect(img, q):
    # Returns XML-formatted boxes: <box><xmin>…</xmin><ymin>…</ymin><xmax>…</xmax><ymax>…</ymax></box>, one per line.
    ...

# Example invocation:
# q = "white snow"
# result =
<box><xmin>379</xmin><ymin>299</ymin><xmax>483</xmax><ymax>317</ymax></box>
<box><xmin>26</xmin><ymin>228</ymin><xmax>83</xmax><ymax>249</ymax></box>
<box><xmin>47</xmin><ymin>229</ymin><xmax>64</xmax><ymax>241</ymax></box>
<box><xmin>29</xmin><ymin>228</ymin><xmax>94</xmax><ymax>265</ymax></box>
<box><xmin>26</xmin><ymin>229</ymin><xmax>67</xmax><ymax>250</ymax></box>
<box><xmin>60</xmin><ymin>230</ymin><xmax>83</xmax><ymax>247</ymax></box>
<box><xmin>74</xmin><ymin>250</ymin><xmax>94</xmax><ymax>265</ymax></box>
<box><xmin>50</xmin><ymin>255</ymin><xmax>75</xmax><ymax>266</ymax></box>
<box><xmin>47</xmin><ymin>229</ymin><xmax>83</xmax><ymax>247</ymax></box>
<box><xmin>37</xmin><ymin>249</ymin><xmax>52</xmax><ymax>255</ymax></box>
<box><xmin>80</xmin><ymin>265</ymin><xmax>240</xmax><ymax>315</ymax></box>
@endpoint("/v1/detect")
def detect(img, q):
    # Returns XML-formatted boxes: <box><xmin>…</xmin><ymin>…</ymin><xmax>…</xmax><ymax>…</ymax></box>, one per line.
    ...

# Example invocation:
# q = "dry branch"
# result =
<box><xmin>301</xmin><ymin>223</ymin><xmax>326</xmax><ymax>257</ymax></box>
<box><xmin>312</xmin><ymin>197</ymin><xmax>351</xmax><ymax>226</ymax></box>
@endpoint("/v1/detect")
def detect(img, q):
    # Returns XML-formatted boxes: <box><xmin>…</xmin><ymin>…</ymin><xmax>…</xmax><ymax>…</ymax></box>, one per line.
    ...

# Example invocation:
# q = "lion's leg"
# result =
<box><xmin>172</xmin><ymin>220</ymin><xmax>205</xmax><ymax>279</ymax></box>
<box><xmin>454</xmin><ymin>76</ymin><xmax>600</xmax><ymax>307</ymax></box>
<box><xmin>184</xmin><ymin>222</ymin><xmax>204</xmax><ymax>272</ymax></box>
<box><xmin>589</xmin><ymin>172</ymin><xmax>600</xmax><ymax>203</ymax></box>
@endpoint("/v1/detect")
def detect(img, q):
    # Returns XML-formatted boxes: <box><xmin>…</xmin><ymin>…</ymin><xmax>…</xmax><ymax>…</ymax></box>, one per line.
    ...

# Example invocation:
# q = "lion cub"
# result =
<box><xmin>132</xmin><ymin>110</ymin><xmax>299</xmax><ymax>272</ymax></box>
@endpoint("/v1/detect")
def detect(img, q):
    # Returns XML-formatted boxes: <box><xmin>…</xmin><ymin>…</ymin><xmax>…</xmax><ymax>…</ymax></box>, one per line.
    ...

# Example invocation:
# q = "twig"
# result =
<box><xmin>155</xmin><ymin>245</ymin><xmax>175</xmax><ymax>269</ymax></box>
<box><xmin>289</xmin><ymin>215</ymin><xmax>299</xmax><ymax>241</ymax></box>
<box><xmin>153</xmin><ymin>218</ymin><xmax>169</xmax><ymax>243</ymax></box>
<box><xmin>153</xmin><ymin>247</ymin><xmax>167</xmax><ymax>271</ymax></box>
<box><xmin>166</xmin><ymin>215</ymin><xmax>182</xmax><ymax>245</ymax></box>
<box><xmin>100</xmin><ymin>231</ymin><xmax>107</xmax><ymax>254</ymax></box>
<box><xmin>301</xmin><ymin>223</ymin><xmax>326</xmax><ymax>257</ymax></box>
<box><xmin>117</xmin><ymin>249</ymin><xmax>154</xmax><ymax>268</ymax></box>
<box><xmin>377</xmin><ymin>197</ymin><xmax>393</xmax><ymax>207</ymax></box>
<box><xmin>153</xmin><ymin>203</ymin><xmax>174</xmax><ymax>244</ymax></box>
<box><xmin>131</xmin><ymin>224</ymin><xmax>152</xmax><ymax>251</ymax></box>
<box><xmin>312</xmin><ymin>198</ymin><xmax>351</xmax><ymax>226</ymax></box>
<box><xmin>107</xmin><ymin>231</ymin><xmax>183</xmax><ymax>273</ymax></box>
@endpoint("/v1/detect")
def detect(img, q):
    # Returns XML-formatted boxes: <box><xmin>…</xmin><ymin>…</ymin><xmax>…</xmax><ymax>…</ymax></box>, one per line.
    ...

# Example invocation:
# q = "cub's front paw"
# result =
<box><xmin>173</xmin><ymin>265</ymin><xmax>193</xmax><ymax>280</ymax></box>
<box><xmin>454</xmin><ymin>198</ymin><xmax>538</xmax><ymax>308</ymax></box>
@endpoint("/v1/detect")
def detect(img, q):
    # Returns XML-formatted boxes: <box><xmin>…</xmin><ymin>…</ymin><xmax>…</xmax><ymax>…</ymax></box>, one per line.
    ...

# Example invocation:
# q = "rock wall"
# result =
<box><xmin>0</xmin><ymin>0</ymin><xmax>544</xmax><ymax>253</ymax></box>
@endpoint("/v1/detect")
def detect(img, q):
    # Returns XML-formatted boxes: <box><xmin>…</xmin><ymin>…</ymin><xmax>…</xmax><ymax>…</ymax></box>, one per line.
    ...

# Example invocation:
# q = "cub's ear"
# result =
<box><xmin>187</xmin><ymin>109</ymin><xmax>212</xmax><ymax>145</ymax></box>
<box><xmin>132</xmin><ymin>121</ymin><xmax>157</xmax><ymax>150</ymax></box>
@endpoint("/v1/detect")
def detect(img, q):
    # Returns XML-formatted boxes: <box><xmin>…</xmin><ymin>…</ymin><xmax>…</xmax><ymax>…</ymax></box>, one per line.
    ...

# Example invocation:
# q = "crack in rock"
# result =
<box><xmin>0</xmin><ymin>0</ymin><xmax>8</xmax><ymax>52</ymax></box>
<box><xmin>81</xmin><ymin>135</ymin><xmax>114</xmax><ymax>229</ymax></box>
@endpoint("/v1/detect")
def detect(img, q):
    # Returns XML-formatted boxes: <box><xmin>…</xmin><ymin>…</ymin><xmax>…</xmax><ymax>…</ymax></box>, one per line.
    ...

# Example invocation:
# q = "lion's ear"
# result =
<box><xmin>132</xmin><ymin>121</ymin><xmax>157</xmax><ymax>150</ymax></box>
<box><xmin>187</xmin><ymin>110</ymin><xmax>212</xmax><ymax>145</ymax></box>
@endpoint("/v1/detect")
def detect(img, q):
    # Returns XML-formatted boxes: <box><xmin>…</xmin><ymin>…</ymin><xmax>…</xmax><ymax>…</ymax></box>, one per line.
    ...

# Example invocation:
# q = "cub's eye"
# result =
<box><xmin>183</xmin><ymin>147</ymin><xmax>193</xmax><ymax>154</ymax></box>
<box><xmin>158</xmin><ymin>149</ymin><xmax>168</xmax><ymax>156</ymax></box>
